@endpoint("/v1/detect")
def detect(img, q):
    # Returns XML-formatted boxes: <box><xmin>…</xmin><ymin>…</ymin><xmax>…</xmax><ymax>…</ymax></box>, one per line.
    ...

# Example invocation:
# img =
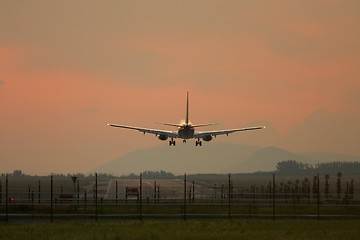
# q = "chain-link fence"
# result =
<box><xmin>1</xmin><ymin>173</ymin><xmax>359</xmax><ymax>222</ymax></box>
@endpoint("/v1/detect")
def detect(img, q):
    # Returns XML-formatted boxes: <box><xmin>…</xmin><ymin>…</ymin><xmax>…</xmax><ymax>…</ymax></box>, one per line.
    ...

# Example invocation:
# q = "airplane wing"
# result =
<box><xmin>108</xmin><ymin>124</ymin><xmax>179</xmax><ymax>138</ymax></box>
<box><xmin>194</xmin><ymin>126</ymin><xmax>265</xmax><ymax>138</ymax></box>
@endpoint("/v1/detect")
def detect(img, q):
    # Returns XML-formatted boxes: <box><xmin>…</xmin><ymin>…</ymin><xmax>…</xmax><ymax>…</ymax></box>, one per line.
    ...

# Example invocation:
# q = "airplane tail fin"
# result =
<box><xmin>186</xmin><ymin>92</ymin><xmax>189</xmax><ymax>125</ymax></box>
<box><xmin>156</xmin><ymin>92</ymin><xmax>215</xmax><ymax>128</ymax></box>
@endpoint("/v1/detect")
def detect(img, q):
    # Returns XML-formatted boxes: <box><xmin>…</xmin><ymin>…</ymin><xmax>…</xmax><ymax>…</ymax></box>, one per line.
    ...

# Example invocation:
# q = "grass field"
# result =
<box><xmin>0</xmin><ymin>220</ymin><xmax>359</xmax><ymax>240</ymax></box>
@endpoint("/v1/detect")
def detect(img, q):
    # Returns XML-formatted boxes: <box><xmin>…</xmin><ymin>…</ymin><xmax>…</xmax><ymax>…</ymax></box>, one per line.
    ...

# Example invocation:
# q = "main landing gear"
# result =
<box><xmin>169</xmin><ymin>138</ymin><xmax>176</xmax><ymax>146</ymax></box>
<box><xmin>195</xmin><ymin>139</ymin><xmax>202</xmax><ymax>146</ymax></box>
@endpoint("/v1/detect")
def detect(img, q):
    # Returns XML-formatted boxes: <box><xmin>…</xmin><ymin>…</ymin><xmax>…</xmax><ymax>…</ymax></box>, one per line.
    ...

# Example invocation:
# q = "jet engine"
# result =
<box><xmin>158</xmin><ymin>134</ymin><xmax>168</xmax><ymax>141</ymax></box>
<box><xmin>202</xmin><ymin>135</ymin><xmax>213</xmax><ymax>142</ymax></box>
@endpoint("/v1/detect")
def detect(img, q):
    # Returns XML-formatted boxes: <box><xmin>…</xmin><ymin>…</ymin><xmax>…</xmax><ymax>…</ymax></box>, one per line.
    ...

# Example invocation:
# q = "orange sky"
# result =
<box><xmin>1</xmin><ymin>1</ymin><xmax>359</xmax><ymax>174</ymax></box>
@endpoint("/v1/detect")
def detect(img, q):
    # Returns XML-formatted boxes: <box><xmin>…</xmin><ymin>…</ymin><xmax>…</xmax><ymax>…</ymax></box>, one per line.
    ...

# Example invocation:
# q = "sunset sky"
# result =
<box><xmin>1</xmin><ymin>1</ymin><xmax>359</xmax><ymax>174</ymax></box>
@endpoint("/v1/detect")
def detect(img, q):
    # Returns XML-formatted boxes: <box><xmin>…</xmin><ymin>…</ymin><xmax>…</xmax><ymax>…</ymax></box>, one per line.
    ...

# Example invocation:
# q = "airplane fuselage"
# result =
<box><xmin>178</xmin><ymin>125</ymin><xmax>195</xmax><ymax>139</ymax></box>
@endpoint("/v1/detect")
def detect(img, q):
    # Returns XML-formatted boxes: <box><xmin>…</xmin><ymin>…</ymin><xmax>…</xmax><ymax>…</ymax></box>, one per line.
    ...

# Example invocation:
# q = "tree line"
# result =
<box><xmin>1</xmin><ymin>170</ymin><xmax>175</xmax><ymax>179</ymax></box>
<box><xmin>276</xmin><ymin>160</ymin><xmax>360</xmax><ymax>175</ymax></box>
<box><xmin>3</xmin><ymin>161</ymin><xmax>360</xmax><ymax>178</ymax></box>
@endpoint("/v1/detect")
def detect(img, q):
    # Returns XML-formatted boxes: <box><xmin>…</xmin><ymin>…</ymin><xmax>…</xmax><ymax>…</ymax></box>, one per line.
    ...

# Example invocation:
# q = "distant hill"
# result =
<box><xmin>94</xmin><ymin>142</ymin><xmax>360</xmax><ymax>175</ymax></box>
<box><xmin>225</xmin><ymin>146</ymin><xmax>317</xmax><ymax>173</ymax></box>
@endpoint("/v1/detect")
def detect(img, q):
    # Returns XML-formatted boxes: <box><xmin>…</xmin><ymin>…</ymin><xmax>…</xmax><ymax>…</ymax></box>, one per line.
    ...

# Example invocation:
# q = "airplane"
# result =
<box><xmin>108</xmin><ymin>92</ymin><xmax>265</xmax><ymax>146</ymax></box>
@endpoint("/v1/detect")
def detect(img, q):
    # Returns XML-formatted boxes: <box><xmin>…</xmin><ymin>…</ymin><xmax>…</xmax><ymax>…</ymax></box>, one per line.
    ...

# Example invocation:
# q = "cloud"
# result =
<box><xmin>0</xmin><ymin>80</ymin><xmax>5</xmax><ymax>86</ymax></box>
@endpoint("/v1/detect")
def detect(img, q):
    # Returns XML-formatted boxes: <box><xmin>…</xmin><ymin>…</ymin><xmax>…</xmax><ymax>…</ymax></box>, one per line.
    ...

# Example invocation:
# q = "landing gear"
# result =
<box><xmin>183</xmin><ymin>139</ymin><xmax>186</xmax><ymax>143</ymax></box>
<box><xmin>169</xmin><ymin>138</ymin><xmax>176</xmax><ymax>146</ymax></box>
<box><xmin>195</xmin><ymin>139</ymin><xmax>202</xmax><ymax>146</ymax></box>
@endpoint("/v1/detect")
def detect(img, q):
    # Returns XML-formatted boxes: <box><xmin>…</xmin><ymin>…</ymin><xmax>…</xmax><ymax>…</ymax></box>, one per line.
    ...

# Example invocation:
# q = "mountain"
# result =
<box><xmin>225</xmin><ymin>146</ymin><xmax>317</xmax><ymax>173</ymax></box>
<box><xmin>94</xmin><ymin>142</ymin><xmax>360</xmax><ymax>175</ymax></box>
<box><xmin>95</xmin><ymin>142</ymin><xmax>257</xmax><ymax>175</ymax></box>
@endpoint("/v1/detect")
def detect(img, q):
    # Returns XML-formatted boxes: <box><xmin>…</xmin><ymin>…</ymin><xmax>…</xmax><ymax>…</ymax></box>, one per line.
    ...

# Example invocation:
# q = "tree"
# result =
<box><xmin>325</xmin><ymin>174</ymin><xmax>330</xmax><ymax>198</ymax></box>
<box><xmin>303</xmin><ymin>177</ymin><xmax>310</xmax><ymax>203</ymax></box>
<box><xmin>276</xmin><ymin>160</ymin><xmax>303</xmax><ymax>174</ymax></box>
<box><xmin>312</xmin><ymin>175</ymin><xmax>320</xmax><ymax>196</ymax></box>
<box><xmin>336</xmin><ymin>172</ymin><xmax>342</xmax><ymax>199</ymax></box>
<box><xmin>12</xmin><ymin>170</ymin><xmax>23</xmax><ymax>177</ymax></box>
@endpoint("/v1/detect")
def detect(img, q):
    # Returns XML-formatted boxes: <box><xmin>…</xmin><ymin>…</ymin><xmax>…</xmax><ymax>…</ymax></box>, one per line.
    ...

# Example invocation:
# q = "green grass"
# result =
<box><xmin>0</xmin><ymin>220</ymin><xmax>359</xmax><ymax>240</ymax></box>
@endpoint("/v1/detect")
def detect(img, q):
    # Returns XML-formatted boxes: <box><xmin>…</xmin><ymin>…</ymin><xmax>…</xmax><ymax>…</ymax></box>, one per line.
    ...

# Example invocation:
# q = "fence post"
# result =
<box><xmin>139</xmin><ymin>173</ymin><xmax>142</xmax><ymax>221</ymax></box>
<box><xmin>317</xmin><ymin>173</ymin><xmax>320</xmax><ymax>220</ymax></box>
<box><xmin>272</xmin><ymin>173</ymin><xmax>276</xmax><ymax>220</ymax></box>
<box><xmin>60</xmin><ymin>185</ymin><xmax>63</xmax><ymax>206</ymax></box>
<box><xmin>192</xmin><ymin>181</ymin><xmax>195</xmax><ymax>203</ymax></box>
<box><xmin>95</xmin><ymin>173</ymin><xmax>98</xmax><ymax>222</ymax></box>
<box><xmin>84</xmin><ymin>190</ymin><xmax>87</xmax><ymax>211</ymax></box>
<box><xmin>115</xmin><ymin>180</ymin><xmax>118</xmax><ymax>205</ymax></box>
<box><xmin>31</xmin><ymin>191</ymin><xmax>34</xmax><ymax>207</ymax></box>
<box><xmin>154</xmin><ymin>181</ymin><xmax>157</xmax><ymax>203</ymax></box>
<box><xmin>38</xmin><ymin>180</ymin><xmax>41</xmax><ymax>205</ymax></box>
<box><xmin>184</xmin><ymin>173</ymin><xmax>187</xmax><ymax>220</ymax></box>
<box><xmin>5</xmin><ymin>174</ymin><xmax>8</xmax><ymax>223</ymax></box>
<box><xmin>28</xmin><ymin>184</ymin><xmax>31</xmax><ymax>204</ymax></box>
<box><xmin>77</xmin><ymin>180</ymin><xmax>80</xmax><ymax>206</ymax></box>
<box><xmin>50</xmin><ymin>175</ymin><xmax>53</xmax><ymax>223</ymax></box>
<box><xmin>228</xmin><ymin>173</ymin><xmax>231</xmax><ymax>219</ymax></box>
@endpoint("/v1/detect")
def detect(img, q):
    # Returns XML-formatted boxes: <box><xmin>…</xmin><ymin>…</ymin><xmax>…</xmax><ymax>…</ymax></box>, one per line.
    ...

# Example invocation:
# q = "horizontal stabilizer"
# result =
<box><xmin>155</xmin><ymin>122</ymin><xmax>182</xmax><ymax>127</ymax></box>
<box><xmin>191</xmin><ymin>123</ymin><xmax>217</xmax><ymax>128</ymax></box>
